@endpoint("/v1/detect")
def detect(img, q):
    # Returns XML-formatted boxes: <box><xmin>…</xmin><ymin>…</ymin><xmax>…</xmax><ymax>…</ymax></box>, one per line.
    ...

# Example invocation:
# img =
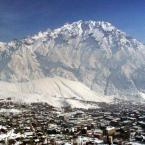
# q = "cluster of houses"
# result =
<box><xmin>0</xmin><ymin>98</ymin><xmax>145</xmax><ymax>144</ymax></box>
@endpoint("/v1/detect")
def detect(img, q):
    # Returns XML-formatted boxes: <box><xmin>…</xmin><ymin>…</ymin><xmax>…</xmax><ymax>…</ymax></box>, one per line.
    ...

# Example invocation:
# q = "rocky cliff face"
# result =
<box><xmin>0</xmin><ymin>20</ymin><xmax>145</xmax><ymax>101</ymax></box>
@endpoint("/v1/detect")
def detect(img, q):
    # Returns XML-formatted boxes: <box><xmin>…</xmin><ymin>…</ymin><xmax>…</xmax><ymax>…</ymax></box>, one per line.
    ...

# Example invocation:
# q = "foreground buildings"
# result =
<box><xmin>0</xmin><ymin>98</ymin><xmax>145</xmax><ymax>144</ymax></box>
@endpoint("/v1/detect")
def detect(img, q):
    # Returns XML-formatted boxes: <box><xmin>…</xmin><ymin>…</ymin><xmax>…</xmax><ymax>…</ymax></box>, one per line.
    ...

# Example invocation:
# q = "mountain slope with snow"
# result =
<box><xmin>0</xmin><ymin>77</ymin><xmax>112</xmax><ymax>108</ymax></box>
<box><xmin>0</xmin><ymin>20</ymin><xmax>145</xmax><ymax>103</ymax></box>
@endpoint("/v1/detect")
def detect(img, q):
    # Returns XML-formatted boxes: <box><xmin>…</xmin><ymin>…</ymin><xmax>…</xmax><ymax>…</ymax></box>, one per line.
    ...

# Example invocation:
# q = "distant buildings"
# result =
<box><xmin>0</xmin><ymin>98</ymin><xmax>144</xmax><ymax>144</ymax></box>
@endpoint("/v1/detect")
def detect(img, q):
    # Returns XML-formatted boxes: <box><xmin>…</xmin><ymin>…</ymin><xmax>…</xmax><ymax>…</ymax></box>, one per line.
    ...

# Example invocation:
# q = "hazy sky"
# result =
<box><xmin>0</xmin><ymin>0</ymin><xmax>145</xmax><ymax>43</ymax></box>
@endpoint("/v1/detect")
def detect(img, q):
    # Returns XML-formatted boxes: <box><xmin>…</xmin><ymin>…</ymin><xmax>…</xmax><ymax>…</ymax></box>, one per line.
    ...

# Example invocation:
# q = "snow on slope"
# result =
<box><xmin>0</xmin><ymin>77</ymin><xmax>112</xmax><ymax>108</ymax></box>
<box><xmin>0</xmin><ymin>20</ymin><xmax>145</xmax><ymax>102</ymax></box>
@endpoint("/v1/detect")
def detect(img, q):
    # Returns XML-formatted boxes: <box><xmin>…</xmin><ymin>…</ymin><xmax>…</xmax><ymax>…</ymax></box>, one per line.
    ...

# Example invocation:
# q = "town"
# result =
<box><xmin>0</xmin><ymin>98</ymin><xmax>145</xmax><ymax>144</ymax></box>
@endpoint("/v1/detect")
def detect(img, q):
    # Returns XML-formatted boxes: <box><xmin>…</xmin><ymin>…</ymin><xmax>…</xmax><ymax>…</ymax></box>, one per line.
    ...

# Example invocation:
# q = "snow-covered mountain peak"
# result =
<box><xmin>51</xmin><ymin>20</ymin><xmax>118</xmax><ymax>36</ymax></box>
<box><xmin>0</xmin><ymin>20</ymin><xmax>145</xmax><ymax>104</ymax></box>
<box><xmin>26</xmin><ymin>20</ymin><xmax>123</xmax><ymax>42</ymax></box>
<box><xmin>62</xmin><ymin>20</ymin><xmax>116</xmax><ymax>31</ymax></box>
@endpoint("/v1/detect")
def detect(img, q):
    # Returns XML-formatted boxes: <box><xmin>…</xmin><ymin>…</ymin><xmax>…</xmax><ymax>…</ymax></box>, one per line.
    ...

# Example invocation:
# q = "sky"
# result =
<box><xmin>0</xmin><ymin>0</ymin><xmax>145</xmax><ymax>43</ymax></box>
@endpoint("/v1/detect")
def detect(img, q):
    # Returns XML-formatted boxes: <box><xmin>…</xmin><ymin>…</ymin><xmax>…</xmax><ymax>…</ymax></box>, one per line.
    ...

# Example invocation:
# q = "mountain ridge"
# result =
<box><xmin>0</xmin><ymin>20</ymin><xmax>145</xmax><ymax>103</ymax></box>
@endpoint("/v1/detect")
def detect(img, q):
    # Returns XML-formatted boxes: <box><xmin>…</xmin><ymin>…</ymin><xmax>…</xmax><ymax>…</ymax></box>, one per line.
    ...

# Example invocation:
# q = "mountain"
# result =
<box><xmin>0</xmin><ymin>20</ymin><xmax>145</xmax><ymax>105</ymax></box>
<box><xmin>0</xmin><ymin>76</ymin><xmax>112</xmax><ymax>108</ymax></box>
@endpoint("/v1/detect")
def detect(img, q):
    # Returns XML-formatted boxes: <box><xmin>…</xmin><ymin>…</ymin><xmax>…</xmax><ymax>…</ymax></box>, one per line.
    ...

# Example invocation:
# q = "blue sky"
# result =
<box><xmin>0</xmin><ymin>0</ymin><xmax>145</xmax><ymax>43</ymax></box>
